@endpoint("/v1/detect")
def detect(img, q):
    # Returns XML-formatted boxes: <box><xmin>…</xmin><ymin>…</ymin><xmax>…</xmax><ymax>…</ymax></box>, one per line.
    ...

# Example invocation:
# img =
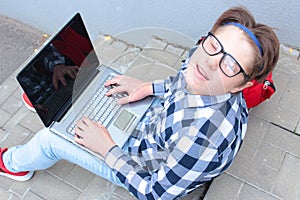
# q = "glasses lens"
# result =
<box><xmin>203</xmin><ymin>35</ymin><xmax>222</xmax><ymax>55</ymax></box>
<box><xmin>220</xmin><ymin>55</ymin><xmax>241</xmax><ymax>77</ymax></box>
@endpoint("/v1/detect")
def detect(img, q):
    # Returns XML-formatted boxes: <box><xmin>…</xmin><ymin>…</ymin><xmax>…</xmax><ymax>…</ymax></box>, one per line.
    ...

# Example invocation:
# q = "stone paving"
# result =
<box><xmin>0</xmin><ymin>31</ymin><xmax>300</xmax><ymax>200</ymax></box>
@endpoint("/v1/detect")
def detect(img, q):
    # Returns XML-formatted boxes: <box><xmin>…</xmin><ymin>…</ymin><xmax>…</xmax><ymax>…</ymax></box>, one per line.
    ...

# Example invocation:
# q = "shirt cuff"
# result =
<box><xmin>152</xmin><ymin>80</ymin><xmax>166</xmax><ymax>96</ymax></box>
<box><xmin>104</xmin><ymin>145</ymin><xmax>125</xmax><ymax>168</ymax></box>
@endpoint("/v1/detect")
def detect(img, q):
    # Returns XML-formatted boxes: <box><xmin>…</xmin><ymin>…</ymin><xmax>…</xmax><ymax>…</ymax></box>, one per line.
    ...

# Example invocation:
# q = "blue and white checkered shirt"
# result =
<box><xmin>105</xmin><ymin>59</ymin><xmax>248</xmax><ymax>199</ymax></box>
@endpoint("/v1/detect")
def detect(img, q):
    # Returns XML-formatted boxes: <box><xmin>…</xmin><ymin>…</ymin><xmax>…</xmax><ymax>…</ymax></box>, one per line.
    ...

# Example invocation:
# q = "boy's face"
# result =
<box><xmin>186</xmin><ymin>26</ymin><xmax>254</xmax><ymax>96</ymax></box>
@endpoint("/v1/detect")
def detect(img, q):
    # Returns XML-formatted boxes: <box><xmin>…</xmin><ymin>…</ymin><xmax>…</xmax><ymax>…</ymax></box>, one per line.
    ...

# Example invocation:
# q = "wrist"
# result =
<box><xmin>100</xmin><ymin>141</ymin><xmax>117</xmax><ymax>157</ymax></box>
<box><xmin>143</xmin><ymin>82</ymin><xmax>154</xmax><ymax>96</ymax></box>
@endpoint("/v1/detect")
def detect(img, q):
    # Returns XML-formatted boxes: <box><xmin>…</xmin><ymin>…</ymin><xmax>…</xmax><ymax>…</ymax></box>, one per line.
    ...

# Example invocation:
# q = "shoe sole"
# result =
<box><xmin>23</xmin><ymin>101</ymin><xmax>36</xmax><ymax>112</ymax></box>
<box><xmin>22</xmin><ymin>93</ymin><xmax>36</xmax><ymax>112</ymax></box>
<box><xmin>0</xmin><ymin>171</ymin><xmax>34</xmax><ymax>181</ymax></box>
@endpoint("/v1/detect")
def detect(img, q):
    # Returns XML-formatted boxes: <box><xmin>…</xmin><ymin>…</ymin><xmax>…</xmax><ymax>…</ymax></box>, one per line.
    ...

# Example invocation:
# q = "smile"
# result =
<box><xmin>194</xmin><ymin>64</ymin><xmax>209</xmax><ymax>80</ymax></box>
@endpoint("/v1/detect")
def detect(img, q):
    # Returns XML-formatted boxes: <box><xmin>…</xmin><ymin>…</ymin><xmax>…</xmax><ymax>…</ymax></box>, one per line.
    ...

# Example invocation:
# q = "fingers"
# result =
<box><xmin>105</xmin><ymin>84</ymin><xmax>126</xmax><ymax>96</ymax></box>
<box><xmin>74</xmin><ymin>117</ymin><xmax>90</xmax><ymax>137</ymax></box>
<box><xmin>104</xmin><ymin>75</ymin><xmax>123</xmax><ymax>87</ymax></box>
<box><xmin>74</xmin><ymin>134</ymin><xmax>84</xmax><ymax>145</ymax></box>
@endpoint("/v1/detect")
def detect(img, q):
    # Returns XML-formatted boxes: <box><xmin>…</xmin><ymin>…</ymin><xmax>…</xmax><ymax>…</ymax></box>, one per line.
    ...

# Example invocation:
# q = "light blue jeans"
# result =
<box><xmin>3</xmin><ymin>128</ymin><xmax>126</xmax><ymax>188</ymax></box>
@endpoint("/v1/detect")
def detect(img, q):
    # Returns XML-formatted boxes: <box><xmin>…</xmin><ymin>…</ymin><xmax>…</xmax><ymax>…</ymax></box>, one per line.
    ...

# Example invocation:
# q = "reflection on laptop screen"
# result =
<box><xmin>17</xmin><ymin>13</ymin><xmax>99</xmax><ymax>126</ymax></box>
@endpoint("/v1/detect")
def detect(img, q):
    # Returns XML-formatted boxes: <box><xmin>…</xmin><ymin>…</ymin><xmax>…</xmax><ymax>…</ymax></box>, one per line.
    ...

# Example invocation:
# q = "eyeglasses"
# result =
<box><xmin>202</xmin><ymin>32</ymin><xmax>249</xmax><ymax>79</ymax></box>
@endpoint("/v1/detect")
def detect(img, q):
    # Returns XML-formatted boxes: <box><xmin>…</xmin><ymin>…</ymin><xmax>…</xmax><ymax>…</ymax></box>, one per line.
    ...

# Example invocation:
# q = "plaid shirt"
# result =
<box><xmin>105</xmin><ymin>59</ymin><xmax>248</xmax><ymax>199</ymax></box>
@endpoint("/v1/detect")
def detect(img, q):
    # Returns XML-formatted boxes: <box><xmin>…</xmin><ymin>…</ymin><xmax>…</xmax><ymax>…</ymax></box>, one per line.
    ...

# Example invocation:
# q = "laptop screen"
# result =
<box><xmin>17</xmin><ymin>13</ymin><xmax>99</xmax><ymax>127</ymax></box>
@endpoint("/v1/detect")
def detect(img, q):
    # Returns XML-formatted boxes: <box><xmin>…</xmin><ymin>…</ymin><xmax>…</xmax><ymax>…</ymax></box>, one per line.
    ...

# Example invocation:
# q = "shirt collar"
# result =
<box><xmin>184</xmin><ymin>92</ymin><xmax>232</xmax><ymax>108</ymax></box>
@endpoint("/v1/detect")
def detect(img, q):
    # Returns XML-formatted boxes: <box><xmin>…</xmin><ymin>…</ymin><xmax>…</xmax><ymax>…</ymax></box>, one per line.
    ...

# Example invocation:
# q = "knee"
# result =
<box><xmin>34</xmin><ymin>128</ymin><xmax>55</xmax><ymax>141</ymax></box>
<box><xmin>33</xmin><ymin>128</ymin><xmax>62</xmax><ymax>149</ymax></box>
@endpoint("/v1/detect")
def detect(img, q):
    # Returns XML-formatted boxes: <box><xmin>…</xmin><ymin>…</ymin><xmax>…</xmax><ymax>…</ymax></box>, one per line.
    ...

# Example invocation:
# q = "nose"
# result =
<box><xmin>205</xmin><ymin>54</ymin><xmax>222</xmax><ymax>71</ymax></box>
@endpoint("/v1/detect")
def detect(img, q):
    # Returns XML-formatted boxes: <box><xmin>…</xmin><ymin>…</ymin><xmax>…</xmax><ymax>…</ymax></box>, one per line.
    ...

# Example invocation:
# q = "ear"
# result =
<box><xmin>230</xmin><ymin>81</ymin><xmax>253</xmax><ymax>93</ymax></box>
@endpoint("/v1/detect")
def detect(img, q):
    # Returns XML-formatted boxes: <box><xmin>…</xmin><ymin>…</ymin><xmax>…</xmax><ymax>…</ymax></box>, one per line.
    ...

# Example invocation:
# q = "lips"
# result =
<box><xmin>194</xmin><ymin>63</ymin><xmax>209</xmax><ymax>80</ymax></box>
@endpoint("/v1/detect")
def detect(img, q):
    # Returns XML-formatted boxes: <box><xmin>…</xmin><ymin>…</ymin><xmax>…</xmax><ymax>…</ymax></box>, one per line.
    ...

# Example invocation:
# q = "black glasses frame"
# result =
<box><xmin>202</xmin><ymin>32</ymin><xmax>249</xmax><ymax>79</ymax></box>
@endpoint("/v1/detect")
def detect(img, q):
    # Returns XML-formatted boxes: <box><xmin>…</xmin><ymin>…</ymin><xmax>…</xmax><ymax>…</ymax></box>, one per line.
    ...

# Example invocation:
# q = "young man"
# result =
<box><xmin>0</xmin><ymin>6</ymin><xmax>279</xmax><ymax>199</ymax></box>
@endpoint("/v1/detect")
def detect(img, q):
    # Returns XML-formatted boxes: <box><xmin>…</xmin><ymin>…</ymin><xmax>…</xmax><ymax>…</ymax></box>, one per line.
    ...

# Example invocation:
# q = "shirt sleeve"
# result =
<box><xmin>152</xmin><ymin>75</ymin><xmax>175</xmax><ymax>97</ymax></box>
<box><xmin>104</xmin><ymin>129</ymin><xmax>220</xmax><ymax>199</ymax></box>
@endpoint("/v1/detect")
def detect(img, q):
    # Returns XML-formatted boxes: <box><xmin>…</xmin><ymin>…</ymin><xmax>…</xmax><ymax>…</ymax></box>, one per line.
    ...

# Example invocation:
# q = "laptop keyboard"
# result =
<box><xmin>67</xmin><ymin>74</ymin><xmax>127</xmax><ymax>135</ymax></box>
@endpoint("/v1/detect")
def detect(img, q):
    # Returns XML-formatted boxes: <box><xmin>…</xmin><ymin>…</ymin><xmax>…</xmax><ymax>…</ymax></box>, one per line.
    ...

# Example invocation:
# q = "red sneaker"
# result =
<box><xmin>22</xmin><ymin>93</ymin><xmax>36</xmax><ymax>112</ymax></box>
<box><xmin>0</xmin><ymin>147</ymin><xmax>34</xmax><ymax>181</ymax></box>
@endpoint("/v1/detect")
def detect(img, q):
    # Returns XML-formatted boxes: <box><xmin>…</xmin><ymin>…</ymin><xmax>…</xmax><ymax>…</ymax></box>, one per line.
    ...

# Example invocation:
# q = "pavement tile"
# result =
<box><xmin>11</xmin><ymin>85</ymin><xmax>23</xmax><ymax>99</ymax></box>
<box><xmin>30</xmin><ymin>171</ymin><xmax>81</xmax><ymax>200</ymax></box>
<box><xmin>140</xmin><ymin>48</ymin><xmax>181</xmax><ymax>67</ymax></box>
<box><xmin>238</xmin><ymin>183</ymin><xmax>281</xmax><ymax>200</ymax></box>
<box><xmin>18</xmin><ymin>110</ymin><xmax>44</xmax><ymax>133</ymax></box>
<box><xmin>285</xmin><ymin>75</ymin><xmax>300</xmax><ymax>95</ymax></box>
<box><xmin>9</xmin><ymin>170</ymin><xmax>41</xmax><ymax>197</ymax></box>
<box><xmin>0</xmin><ymin>176</ymin><xmax>15</xmax><ymax>190</ymax></box>
<box><xmin>2</xmin><ymin>106</ymin><xmax>30</xmax><ymax>132</ymax></box>
<box><xmin>46</xmin><ymin>160</ymin><xmax>75</xmax><ymax>179</ymax></box>
<box><xmin>0</xmin><ymin>187</ymin><xmax>19</xmax><ymax>200</ymax></box>
<box><xmin>64</xmin><ymin>165</ymin><xmax>96</xmax><ymax>191</ymax></box>
<box><xmin>174</xmin><ymin>58</ymin><xmax>184</xmax><ymax>71</ymax></box>
<box><xmin>277</xmin><ymin>49</ymin><xmax>300</xmax><ymax>75</ymax></box>
<box><xmin>279</xmin><ymin>90</ymin><xmax>300</xmax><ymax>114</ymax></box>
<box><xmin>141</xmin><ymin>63</ymin><xmax>178</xmax><ymax>81</ymax></box>
<box><xmin>1</xmin><ymin>95</ymin><xmax>23</xmax><ymax>114</ymax></box>
<box><xmin>0</xmin><ymin>77</ymin><xmax>19</xmax><ymax>106</ymax></box>
<box><xmin>144</xmin><ymin>37</ymin><xmax>168</xmax><ymax>49</ymax></box>
<box><xmin>129</xmin><ymin>55</ymin><xmax>154</xmax><ymax>69</ymax></box>
<box><xmin>271</xmin><ymin>68</ymin><xmax>290</xmax><ymax>104</ymax></box>
<box><xmin>238</xmin><ymin>114</ymin><xmax>270</xmax><ymax>159</ymax></box>
<box><xmin>78</xmin><ymin>176</ymin><xmax>118</xmax><ymax>200</ymax></box>
<box><xmin>0</xmin><ymin>108</ymin><xmax>11</xmax><ymax>128</ymax></box>
<box><xmin>204</xmin><ymin>173</ymin><xmax>242</xmax><ymax>200</ymax></box>
<box><xmin>0</xmin><ymin>128</ymin><xmax>8</xmax><ymax>143</ymax></box>
<box><xmin>1</xmin><ymin>124</ymin><xmax>31</xmax><ymax>147</ymax></box>
<box><xmin>272</xmin><ymin>153</ymin><xmax>300</xmax><ymax>200</ymax></box>
<box><xmin>296</xmin><ymin>123</ymin><xmax>300</xmax><ymax>135</ymax></box>
<box><xmin>95</xmin><ymin>39</ymin><xmax>129</xmax><ymax>66</ymax></box>
<box><xmin>112</xmin><ymin>187</ymin><xmax>136</xmax><ymax>200</ymax></box>
<box><xmin>22</xmin><ymin>132</ymin><xmax>35</xmax><ymax>144</ymax></box>
<box><xmin>263</xmin><ymin>125</ymin><xmax>300</xmax><ymax>157</ymax></box>
<box><xmin>254</xmin><ymin>141</ymin><xmax>286</xmax><ymax>171</ymax></box>
<box><xmin>226</xmin><ymin>153</ymin><xmax>278</xmax><ymax>192</ymax></box>
<box><xmin>126</xmin><ymin>63</ymin><xmax>177</xmax><ymax>82</ymax></box>
<box><xmin>251</xmin><ymin>101</ymin><xmax>299</xmax><ymax>131</ymax></box>
<box><xmin>166</xmin><ymin>44</ymin><xmax>185</xmax><ymax>55</ymax></box>
<box><xmin>22</xmin><ymin>191</ymin><xmax>44</xmax><ymax>200</ymax></box>
<box><xmin>110</xmin><ymin>48</ymin><xmax>142</xmax><ymax>73</ymax></box>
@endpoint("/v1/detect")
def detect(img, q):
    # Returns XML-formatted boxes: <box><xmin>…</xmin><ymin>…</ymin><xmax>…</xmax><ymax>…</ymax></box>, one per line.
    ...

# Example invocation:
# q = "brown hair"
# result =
<box><xmin>211</xmin><ymin>6</ymin><xmax>280</xmax><ymax>83</ymax></box>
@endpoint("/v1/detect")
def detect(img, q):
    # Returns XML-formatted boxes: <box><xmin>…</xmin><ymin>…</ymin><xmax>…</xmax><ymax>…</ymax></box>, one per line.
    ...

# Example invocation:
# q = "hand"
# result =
<box><xmin>52</xmin><ymin>64</ymin><xmax>79</xmax><ymax>89</ymax></box>
<box><xmin>104</xmin><ymin>75</ymin><xmax>153</xmax><ymax>105</ymax></box>
<box><xmin>74</xmin><ymin>117</ymin><xmax>116</xmax><ymax>157</ymax></box>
